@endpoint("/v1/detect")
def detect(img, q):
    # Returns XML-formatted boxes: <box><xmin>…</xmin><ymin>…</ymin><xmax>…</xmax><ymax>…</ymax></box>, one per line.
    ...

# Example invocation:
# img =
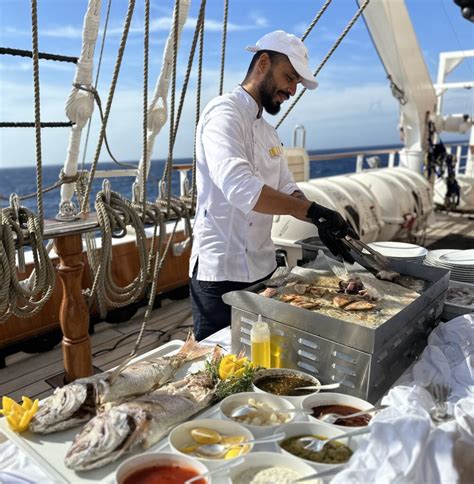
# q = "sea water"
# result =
<box><xmin>0</xmin><ymin>145</ymin><xmax>410</xmax><ymax>219</ymax></box>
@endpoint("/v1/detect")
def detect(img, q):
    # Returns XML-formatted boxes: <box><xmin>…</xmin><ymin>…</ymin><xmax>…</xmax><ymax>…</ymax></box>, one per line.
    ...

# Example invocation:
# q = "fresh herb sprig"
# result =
<box><xmin>205</xmin><ymin>354</ymin><xmax>260</xmax><ymax>403</ymax></box>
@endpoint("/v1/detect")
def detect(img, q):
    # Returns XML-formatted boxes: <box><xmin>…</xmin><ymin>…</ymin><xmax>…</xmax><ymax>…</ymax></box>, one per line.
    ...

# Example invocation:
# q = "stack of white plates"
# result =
<box><xmin>424</xmin><ymin>249</ymin><xmax>474</xmax><ymax>283</ymax></box>
<box><xmin>368</xmin><ymin>241</ymin><xmax>428</xmax><ymax>263</ymax></box>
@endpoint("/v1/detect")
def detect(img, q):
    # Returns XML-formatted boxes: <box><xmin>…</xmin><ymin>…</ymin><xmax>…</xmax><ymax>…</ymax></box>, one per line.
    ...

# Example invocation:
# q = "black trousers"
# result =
<box><xmin>190</xmin><ymin>263</ymin><xmax>272</xmax><ymax>341</ymax></box>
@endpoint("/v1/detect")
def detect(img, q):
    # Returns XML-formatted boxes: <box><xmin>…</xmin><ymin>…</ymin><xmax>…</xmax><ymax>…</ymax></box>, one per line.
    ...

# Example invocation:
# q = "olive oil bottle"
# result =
<box><xmin>250</xmin><ymin>315</ymin><xmax>271</xmax><ymax>368</ymax></box>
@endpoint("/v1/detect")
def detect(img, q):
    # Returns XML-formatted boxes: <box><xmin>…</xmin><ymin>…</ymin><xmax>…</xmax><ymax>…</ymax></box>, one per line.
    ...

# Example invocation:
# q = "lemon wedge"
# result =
<box><xmin>1</xmin><ymin>395</ymin><xmax>39</xmax><ymax>433</ymax></box>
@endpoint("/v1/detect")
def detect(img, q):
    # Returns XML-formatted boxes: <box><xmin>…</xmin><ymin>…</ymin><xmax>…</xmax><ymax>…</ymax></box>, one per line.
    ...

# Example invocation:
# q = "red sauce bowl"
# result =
<box><xmin>116</xmin><ymin>452</ymin><xmax>208</xmax><ymax>484</ymax></box>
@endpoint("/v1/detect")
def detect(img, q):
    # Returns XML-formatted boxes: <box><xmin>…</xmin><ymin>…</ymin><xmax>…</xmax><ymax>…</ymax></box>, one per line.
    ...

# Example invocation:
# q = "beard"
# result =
<box><xmin>258</xmin><ymin>69</ymin><xmax>288</xmax><ymax>115</ymax></box>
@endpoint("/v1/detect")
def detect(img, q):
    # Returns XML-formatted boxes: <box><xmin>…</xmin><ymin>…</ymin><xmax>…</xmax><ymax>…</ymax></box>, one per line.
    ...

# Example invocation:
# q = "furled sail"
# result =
<box><xmin>359</xmin><ymin>0</ymin><xmax>438</xmax><ymax>171</ymax></box>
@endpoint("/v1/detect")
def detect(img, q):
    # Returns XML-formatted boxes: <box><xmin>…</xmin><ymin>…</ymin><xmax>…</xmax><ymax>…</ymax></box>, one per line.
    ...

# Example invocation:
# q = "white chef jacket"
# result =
<box><xmin>190</xmin><ymin>86</ymin><xmax>299</xmax><ymax>282</ymax></box>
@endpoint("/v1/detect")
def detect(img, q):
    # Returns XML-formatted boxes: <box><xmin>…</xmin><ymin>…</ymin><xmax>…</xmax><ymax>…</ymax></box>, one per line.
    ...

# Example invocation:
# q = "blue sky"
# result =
<box><xmin>0</xmin><ymin>0</ymin><xmax>472</xmax><ymax>167</ymax></box>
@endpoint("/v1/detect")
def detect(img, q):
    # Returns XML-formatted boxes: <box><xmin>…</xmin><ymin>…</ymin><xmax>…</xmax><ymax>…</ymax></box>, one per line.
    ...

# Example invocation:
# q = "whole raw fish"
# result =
<box><xmin>29</xmin><ymin>334</ymin><xmax>211</xmax><ymax>434</ymax></box>
<box><xmin>64</xmin><ymin>372</ymin><xmax>215</xmax><ymax>470</ymax></box>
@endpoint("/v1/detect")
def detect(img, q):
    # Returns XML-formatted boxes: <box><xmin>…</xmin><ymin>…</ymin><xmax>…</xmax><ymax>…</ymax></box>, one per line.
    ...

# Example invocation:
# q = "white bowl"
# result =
<box><xmin>252</xmin><ymin>368</ymin><xmax>322</xmax><ymax>405</ymax></box>
<box><xmin>301</xmin><ymin>392</ymin><xmax>374</xmax><ymax>430</ymax></box>
<box><xmin>219</xmin><ymin>391</ymin><xmax>297</xmax><ymax>437</ymax></box>
<box><xmin>115</xmin><ymin>451</ymin><xmax>208</xmax><ymax>484</ymax></box>
<box><xmin>168</xmin><ymin>418</ymin><xmax>254</xmax><ymax>468</ymax></box>
<box><xmin>274</xmin><ymin>421</ymin><xmax>358</xmax><ymax>471</ymax></box>
<box><xmin>228</xmin><ymin>451</ymin><xmax>320</xmax><ymax>483</ymax></box>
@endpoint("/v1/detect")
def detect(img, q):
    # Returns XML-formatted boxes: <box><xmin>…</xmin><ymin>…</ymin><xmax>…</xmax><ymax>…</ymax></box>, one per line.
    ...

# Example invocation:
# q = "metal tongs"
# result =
<box><xmin>342</xmin><ymin>235</ymin><xmax>392</xmax><ymax>273</ymax></box>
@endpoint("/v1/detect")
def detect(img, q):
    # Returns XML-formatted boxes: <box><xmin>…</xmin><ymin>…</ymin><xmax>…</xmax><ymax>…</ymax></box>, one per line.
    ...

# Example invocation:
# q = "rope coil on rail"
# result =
<box><xmin>0</xmin><ymin>207</ymin><xmax>55</xmax><ymax>322</ymax></box>
<box><xmin>85</xmin><ymin>188</ymin><xmax>149</xmax><ymax>318</ymax></box>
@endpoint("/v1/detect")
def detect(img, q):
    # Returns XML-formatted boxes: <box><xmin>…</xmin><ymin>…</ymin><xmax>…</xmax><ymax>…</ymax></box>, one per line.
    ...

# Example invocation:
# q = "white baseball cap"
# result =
<box><xmin>246</xmin><ymin>30</ymin><xmax>318</xmax><ymax>90</ymax></box>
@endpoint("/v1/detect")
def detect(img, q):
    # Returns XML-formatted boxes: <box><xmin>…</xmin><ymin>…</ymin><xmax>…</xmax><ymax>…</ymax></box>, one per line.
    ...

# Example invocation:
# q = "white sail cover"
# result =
<box><xmin>360</xmin><ymin>0</ymin><xmax>437</xmax><ymax>170</ymax></box>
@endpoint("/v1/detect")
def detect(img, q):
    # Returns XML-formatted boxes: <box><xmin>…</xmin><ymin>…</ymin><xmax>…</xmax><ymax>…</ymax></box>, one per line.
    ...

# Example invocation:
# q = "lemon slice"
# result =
<box><xmin>179</xmin><ymin>444</ymin><xmax>199</xmax><ymax>454</ymax></box>
<box><xmin>220</xmin><ymin>435</ymin><xmax>246</xmax><ymax>445</ymax></box>
<box><xmin>190</xmin><ymin>428</ymin><xmax>222</xmax><ymax>444</ymax></box>
<box><xmin>224</xmin><ymin>447</ymin><xmax>244</xmax><ymax>459</ymax></box>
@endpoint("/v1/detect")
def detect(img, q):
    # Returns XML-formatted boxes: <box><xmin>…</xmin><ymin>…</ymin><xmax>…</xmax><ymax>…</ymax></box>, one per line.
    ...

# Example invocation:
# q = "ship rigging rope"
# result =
<box><xmin>141</xmin><ymin>0</ymin><xmax>151</xmax><ymax>219</ymax></box>
<box><xmin>80</xmin><ymin>0</ymin><xmax>136</xmax><ymax>216</ymax></box>
<box><xmin>300</xmin><ymin>0</ymin><xmax>333</xmax><ymax>42</ymax></box>
<box><xmin>0</xmin><ymin>170</ymin><xmax>85</xmax><ymax>202</ymax></box>
<box><xmin>191</xmin><ymin>10</ymin><xmax>205</xmax><ymax>213</ymax></box>
<box><xmin>275</xmin><ymin>0</ymin><xmax>371</xmax><ymax>130</ymax></box>
<box><xmin>0</xmin><ymin>207</ymin><xmax>55</xmax><ymax>322</ymax></box>
<box><xmin>108</xmin><ymin>215</ymin><xmax>181</xmax><ymax>384</ymax></box>
<box><xmin>30</xmin><ymin>0</ymin><xmax>45</xmax><ymax>228</ymax></box>
<box><xmin>0</xmin><ymin>47</ymin><xmax>78</xmax><ymax>64</ymax></box>
<box><xmin>219</xmin><ymin>0</ymin><xmax>229</xmax><ymax>95</ymax></box>
<box><xmin>164</xmin><ymin>0</ymin><xmax>207</xmax><ymax>210</ymax></box>
<box><xmin>162</xmin><ymin>0</ymin><xmax>181</xmax><ymax>217</ymax></box>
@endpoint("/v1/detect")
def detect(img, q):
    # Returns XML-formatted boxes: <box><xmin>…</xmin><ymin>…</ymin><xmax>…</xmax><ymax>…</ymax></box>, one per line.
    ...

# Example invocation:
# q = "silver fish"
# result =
<box><xmin>29</xmin><ymin>334</ymin><xmax>211</xmax><ymax>434</ymax></box>
<box><xmin>64</xmin><ymin>372</ymin><xmax>215</xmax><ymax>470</ymax></box>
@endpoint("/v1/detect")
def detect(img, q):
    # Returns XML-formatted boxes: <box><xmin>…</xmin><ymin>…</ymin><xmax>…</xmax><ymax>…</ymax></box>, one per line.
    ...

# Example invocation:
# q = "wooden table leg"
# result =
<box><xmin>54</xmin><ymin>234</ymin><xmax>92</xmax><ymax>381</ymax></box>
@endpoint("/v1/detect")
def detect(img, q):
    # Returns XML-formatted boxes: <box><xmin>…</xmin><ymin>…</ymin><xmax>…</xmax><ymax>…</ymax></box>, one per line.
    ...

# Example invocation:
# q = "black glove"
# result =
<box><xmin>306</xmin><ymin>202</ymin><xmax>359</xmax><ymax>263</ymax></box>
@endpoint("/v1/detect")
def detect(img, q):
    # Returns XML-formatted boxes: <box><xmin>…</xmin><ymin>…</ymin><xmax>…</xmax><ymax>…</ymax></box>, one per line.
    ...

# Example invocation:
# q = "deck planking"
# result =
<box><xmin>0</xmin><ymin>297</ymin><xmax>192</xmax><ymax>402</ymax></box>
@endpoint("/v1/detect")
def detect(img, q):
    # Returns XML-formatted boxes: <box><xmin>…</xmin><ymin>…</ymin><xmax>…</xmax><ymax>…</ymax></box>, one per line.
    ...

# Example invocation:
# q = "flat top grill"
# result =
<box><xmin>223</xmin><ymin>259</ymin><xmax>449</xmax><ymax>354</ymax></box>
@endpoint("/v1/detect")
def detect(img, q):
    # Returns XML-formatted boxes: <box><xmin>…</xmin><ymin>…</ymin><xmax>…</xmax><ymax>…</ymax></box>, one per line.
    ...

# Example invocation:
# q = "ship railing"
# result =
<box><xmin>307</xmin><ymin>141</ymin><xmax>470</xmax><ymax>176</ymax></box>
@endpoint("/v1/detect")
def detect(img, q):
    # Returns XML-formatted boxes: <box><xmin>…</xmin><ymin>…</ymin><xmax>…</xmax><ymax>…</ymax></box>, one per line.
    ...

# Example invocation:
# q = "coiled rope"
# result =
<box><xmin>276</xmin><ymin>0</ymin><xmax>371</xmax><ymax>129</ymax></box>
<box><xmin>86</xmin><ymin>188</ymin><xmax>149</xmax><ymax>318</ymax></box>
<box><xmin>0</xmin><ymin>206</ymin><xmax>55</xmax><ymax>322</ymax></box>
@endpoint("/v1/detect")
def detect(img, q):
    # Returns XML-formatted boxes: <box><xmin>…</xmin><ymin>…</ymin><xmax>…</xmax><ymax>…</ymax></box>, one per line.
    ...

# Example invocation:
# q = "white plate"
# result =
<box><xmin>369</xmin><ymin>241</ymin><xmax>427</xmax><ymax>258</ymax></box>
<box><xmin>439</xmin><ymin>249</ymin><xmax>474</xmax><ymax>266</ymax></box>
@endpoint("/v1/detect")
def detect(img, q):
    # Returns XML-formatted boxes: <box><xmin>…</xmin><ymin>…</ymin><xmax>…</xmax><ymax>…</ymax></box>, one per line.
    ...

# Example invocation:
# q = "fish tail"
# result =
<box><xmin>177</xmin><ymin>331</ymin><xmax>213</xmax><ymax>362</ymax></box>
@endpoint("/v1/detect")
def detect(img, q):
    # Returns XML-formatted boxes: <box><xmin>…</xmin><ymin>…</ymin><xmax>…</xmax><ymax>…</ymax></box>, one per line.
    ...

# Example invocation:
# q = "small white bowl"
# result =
<box><xmin>301</xmin><ymin>392</ymin><xmax>373</xmax><ymax>430</ymax></box>
<box><xmin>219</xmin><ymin>391</ymin><xmax>297</xmax><ymax>437</ymax></box>
<box><xmin>252</xmin><ymin>368</ymin><xmax>322</xmax><ymax>405</ymax></box>
<box><xmin>228</xmin><ymin>451</ymin><xmax>320</xmax><ymax>483</ymax></box>
<box><xmin>115</xmin><ymin>451</ymin><xmax>208</xmax><ymax>484</ymax></box>
<box><xmin>168</xmin><ymin>418</ymin><xmax>254</xmax><ymax>468</ymax></box>
<box><xmin>274</xmin><ymin>421</ymin><xmax>358</xmax><ymax>471</ymax></box>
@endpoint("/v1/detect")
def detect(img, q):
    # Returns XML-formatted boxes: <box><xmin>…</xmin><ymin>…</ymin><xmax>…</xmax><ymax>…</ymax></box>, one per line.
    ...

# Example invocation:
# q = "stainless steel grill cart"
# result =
<box><xmin>224</xmin><ymin>260</ymin><xmax>449</xmax><ymax>403</ymax></box>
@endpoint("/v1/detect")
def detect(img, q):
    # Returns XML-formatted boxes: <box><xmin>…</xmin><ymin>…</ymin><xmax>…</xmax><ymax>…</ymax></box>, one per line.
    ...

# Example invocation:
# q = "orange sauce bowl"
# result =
<box><xmin>115</xmin><ymin>451</ymin><xmax>209</xmax><ymax>484</ymax></box>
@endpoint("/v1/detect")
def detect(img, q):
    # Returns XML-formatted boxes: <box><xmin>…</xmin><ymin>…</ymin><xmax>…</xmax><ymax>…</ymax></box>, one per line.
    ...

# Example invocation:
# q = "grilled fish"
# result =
<box><xmin>64</xmin><ymin>372</ymin><xmax>215</xmax><ymax>470</ymax></box>
<box><xmin>333</xmin><ymin>294</ymin><xmax>356</xmax><ymax>308</ymax></box>
<box><xmin>344</xmin><ymin>300</ymin><xmax>376</xmax><ymax>311</ymax></box>
<box><xmin>29</xmin><ymin>334</ymin><xmax>211</xmax><ymax>434</ymax></box>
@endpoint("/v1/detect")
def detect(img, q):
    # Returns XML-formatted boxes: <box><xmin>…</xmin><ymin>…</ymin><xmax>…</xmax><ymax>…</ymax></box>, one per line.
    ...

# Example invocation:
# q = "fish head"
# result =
<box><xmin>29</xmin><ymin>383</ymin><xmax>91</xmax><ymax>434</ymax></box>
<box><xmin>64</xmin><ymin>404</ymin><xmax>150</xmax><ymax>471</ymax></box>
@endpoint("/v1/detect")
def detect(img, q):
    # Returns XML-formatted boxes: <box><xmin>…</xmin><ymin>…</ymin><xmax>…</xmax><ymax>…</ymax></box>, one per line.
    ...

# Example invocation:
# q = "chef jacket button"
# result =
<box><xmin>249</xmin><ymin>222</ymin><xmax>253</xmax><ymax>227</ymax></box>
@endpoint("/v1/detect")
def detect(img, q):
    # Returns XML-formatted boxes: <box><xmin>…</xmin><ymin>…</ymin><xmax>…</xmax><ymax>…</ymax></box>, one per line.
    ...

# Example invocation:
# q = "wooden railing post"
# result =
<box><xmin>54</xmin><ymin>234</ymin><xmax>92</xmax><ymax>381</ymax></box>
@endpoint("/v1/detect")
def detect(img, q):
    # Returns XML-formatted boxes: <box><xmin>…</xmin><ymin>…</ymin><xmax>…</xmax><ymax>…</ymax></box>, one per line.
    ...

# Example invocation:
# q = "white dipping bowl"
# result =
<box><xmin>115</xmin><ymin>451</ymin><xmax>208</xmax><ymax>484</ymax></box>
<box><xmin>228</xmin><ymin>451</ymin><xmax>320</xmax><ymax>483</ymax></box>
<box><xmin>252</xmin><ymin>368</ymin><xmax>322</xmax><ymax>405</ymax></box>
<box><xmin>301</xmin><ymin>392</ymin><xmax>374</xmax><ymax>430</ymax></box>
<box><xmin>168</xmin><ymin>418</ymin><xmax>254</xmax><ymax>468</ymax></box>
<box><xmin>274</xmin><ymin>421</ymin><xmax>358</xmax><ymax>471</ymax></box>
<box><xmin>220</xmin><ymin>391</ymin><xmax>297</xmax><ymax>437</ymax></box>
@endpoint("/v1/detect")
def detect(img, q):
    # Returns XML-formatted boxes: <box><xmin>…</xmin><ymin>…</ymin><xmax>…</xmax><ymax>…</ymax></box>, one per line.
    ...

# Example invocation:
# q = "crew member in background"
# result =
<box><xmin>190</xmin><ymin>30</ymin><xmax>358</xmax><ymax>340</ymax></box>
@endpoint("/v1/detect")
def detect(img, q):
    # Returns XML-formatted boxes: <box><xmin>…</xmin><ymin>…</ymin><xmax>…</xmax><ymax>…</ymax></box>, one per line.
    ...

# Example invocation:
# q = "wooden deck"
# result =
<box><xmin>1</xmin><ymin>211</ymin><xmax>472</xmax><ymax>403</ymax></box>
<box><xmin>0</xmin><ymin>297</ymin><xmax>192</xmax><ymax>403</ymax></box>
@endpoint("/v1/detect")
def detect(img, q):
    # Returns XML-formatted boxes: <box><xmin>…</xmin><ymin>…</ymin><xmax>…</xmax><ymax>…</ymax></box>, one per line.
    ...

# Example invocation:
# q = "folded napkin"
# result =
<box><xmin>411</xmin><ymin>314</ymin><xmax>474</xmax><ymax>399</ymax></box>
<box><xmin>0</xmin><ymin>439</ymin><xmax>55</xmax><ymax>484</ymax></box>
<box><xmin>331</xmin><ymin>314</ymin><xmax>474</xmax><ymax>484</ymax></box>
